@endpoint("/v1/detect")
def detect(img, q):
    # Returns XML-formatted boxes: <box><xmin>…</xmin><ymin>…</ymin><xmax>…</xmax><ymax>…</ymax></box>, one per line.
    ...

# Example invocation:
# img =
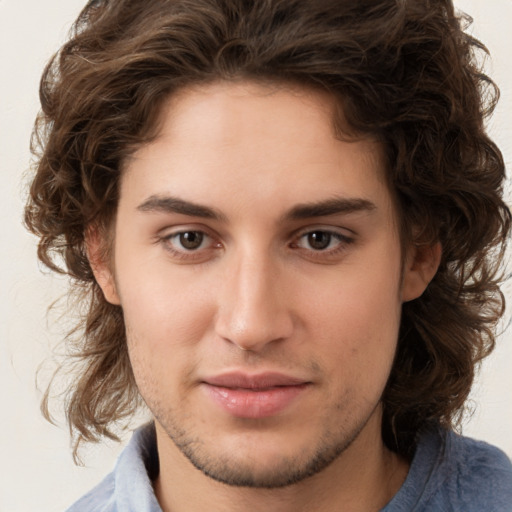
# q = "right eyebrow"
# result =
<box><xmin>136</xmin><ymin>195</ymin><xmax>228</xmax><ymax>222</ymax></box>
<box><xmin>283</xmin><ymin>197</ymin><xmax>377</xmax><ymax>221</ymax></box>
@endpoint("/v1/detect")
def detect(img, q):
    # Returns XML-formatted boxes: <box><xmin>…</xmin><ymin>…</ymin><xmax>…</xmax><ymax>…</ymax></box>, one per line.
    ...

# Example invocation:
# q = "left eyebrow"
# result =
<box><xmin>283</xmin><ymin>197</ymin><xmax>377</xmax><ymax>221</ymax></box>
<box><xmin>136</xmin><ymin>195</ymin><xmax>228</xmax><ymax>222</ymax></box>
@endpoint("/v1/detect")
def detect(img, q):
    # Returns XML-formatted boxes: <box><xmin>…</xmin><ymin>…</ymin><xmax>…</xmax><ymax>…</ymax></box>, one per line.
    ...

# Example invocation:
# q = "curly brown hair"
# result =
<box><xmin>25</xmin><ymin>0</ymin><xmax>511</xmax><ymax>459</ymax></box>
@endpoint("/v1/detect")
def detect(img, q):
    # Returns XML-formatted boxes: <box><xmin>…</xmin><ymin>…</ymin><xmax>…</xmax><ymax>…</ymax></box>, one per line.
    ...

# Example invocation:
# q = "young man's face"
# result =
<box><xmin>95</xmin><ymin>81</ymin><xmax>435</xmax><ymax>488</ymax></box>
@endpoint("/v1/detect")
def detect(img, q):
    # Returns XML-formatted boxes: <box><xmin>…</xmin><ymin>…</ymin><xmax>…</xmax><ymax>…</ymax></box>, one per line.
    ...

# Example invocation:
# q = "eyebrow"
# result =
<box><xmin>137</xmin><ymin>195</ymin><xmax>228</xmax><ymax>222</ymax></box>
<box><xmin>137</xmin><ymin>195</ymin><xmax>376</xmax><ymax>222</ymax></box>
<box><xmin>283</xmin><ymin>197</ymin><xmax>377</xmax><ymax>221</ymax></box>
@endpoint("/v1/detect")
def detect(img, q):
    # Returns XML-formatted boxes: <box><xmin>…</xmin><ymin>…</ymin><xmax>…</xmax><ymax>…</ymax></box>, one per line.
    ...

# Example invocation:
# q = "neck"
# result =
<box><xmin>153</xmin><ymin>413</ymin><xmax>409</xmax><ymax>512</ymax></box>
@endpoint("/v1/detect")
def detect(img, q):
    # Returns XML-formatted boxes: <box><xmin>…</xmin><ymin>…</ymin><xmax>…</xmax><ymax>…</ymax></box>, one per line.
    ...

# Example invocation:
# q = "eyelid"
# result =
<box><xmin>291</xmin><ymin>224</ymin><xmax>356</xmax><ymax>241</ymax></box>
<box><xmin>293</xmin><ymin>230</ymin><xmax>353</xmax><ymax>248</ymax></box>
<box><xmin>158</xmin><ymin>223</ymin><xmax>219</xmax><ymax>241</ymax></box>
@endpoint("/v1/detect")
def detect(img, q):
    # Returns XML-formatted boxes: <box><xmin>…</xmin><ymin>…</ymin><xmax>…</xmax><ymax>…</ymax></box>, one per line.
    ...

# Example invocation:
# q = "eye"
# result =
<box><xmin>296</xmin><ymin>230</ymin><xmax>351</xmax><ymax>251</ymax></box>
<box><xmin>161</xmin><ymin>229</ymin><xmax>219</xmax><ymax>257</ymax></box>
<box><xmin>174</xmin><ymin>231</ymin><xmax>206</xmax><ymax>250</ymax></box>
<box><xmin>302</xmin><ymin>231</ymin><xmax>334</xmax><ymax>250</ymax></box>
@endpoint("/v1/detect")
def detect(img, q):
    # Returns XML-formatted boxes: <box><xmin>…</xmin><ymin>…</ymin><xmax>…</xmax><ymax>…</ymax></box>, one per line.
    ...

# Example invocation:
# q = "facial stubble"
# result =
<box><xmin>149</xmin><ymin>388</ymin><xmax>382</xmax><ymax>489</ymax></box>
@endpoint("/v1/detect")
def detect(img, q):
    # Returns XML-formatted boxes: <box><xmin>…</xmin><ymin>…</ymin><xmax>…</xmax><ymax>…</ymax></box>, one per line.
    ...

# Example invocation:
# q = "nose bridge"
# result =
<box><xmin>215</xmin><ymin>244</ymin><xmax>293</xmax><ymax>351</ymax></box>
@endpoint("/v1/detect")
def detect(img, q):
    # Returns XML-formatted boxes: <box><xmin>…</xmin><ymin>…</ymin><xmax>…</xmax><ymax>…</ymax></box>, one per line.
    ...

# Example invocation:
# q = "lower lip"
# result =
<box><xmin>202</xmin><ymin>383</ymin><xmax>309</xmax><ymax>419</ymax></box>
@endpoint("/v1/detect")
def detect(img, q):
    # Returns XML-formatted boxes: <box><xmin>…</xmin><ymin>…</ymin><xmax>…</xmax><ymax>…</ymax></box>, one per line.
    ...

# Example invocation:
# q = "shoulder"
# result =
<box><xmin>421</xmin><ymin>428</ymin><xmax>512</xmax><ymax>511</ymax></box>
<box><xmin>444</xmin><ymin>431</ymin><xmax>512</xmax><ymax>509</ymax></box>
<box><xmin>383</xmin><ymin>427</ymin><xmax>512</xmax><ymax>512</ymax></box>
<box><xmin>65</xmin><ymin>472</ymin><xmax>116</xmax><ymax>512</ymax></box>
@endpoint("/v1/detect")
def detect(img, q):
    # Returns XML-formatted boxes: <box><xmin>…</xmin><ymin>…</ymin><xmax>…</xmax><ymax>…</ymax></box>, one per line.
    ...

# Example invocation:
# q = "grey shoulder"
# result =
<box><xmin>446</xmin><ymin>432</ymin><xmax>512</xmax><ymax>510</ymax></box>
<box><xmin>452</xmin><ymin>432</ymin><xmax>512</xmax><ymax>478</ymax></box>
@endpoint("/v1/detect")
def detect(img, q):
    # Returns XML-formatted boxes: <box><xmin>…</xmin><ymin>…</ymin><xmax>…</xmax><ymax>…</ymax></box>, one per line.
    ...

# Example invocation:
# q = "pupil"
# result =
<box><xmin>180</xmin><ymin>232</ymin><xmax>203</xmax><ymax>250</ymax></box>
<box><xmin>308</xmin><ymin>231</ymin><xmax>331</xmax><ymax>250</ymax></box>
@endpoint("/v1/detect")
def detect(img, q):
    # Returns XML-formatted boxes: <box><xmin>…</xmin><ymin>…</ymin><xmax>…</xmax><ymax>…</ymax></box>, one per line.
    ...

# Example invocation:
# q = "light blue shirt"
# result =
<box><xmin>66</xmin><ymin>423</ymin><xmax>512</xmax><ymax>511</ymax></box>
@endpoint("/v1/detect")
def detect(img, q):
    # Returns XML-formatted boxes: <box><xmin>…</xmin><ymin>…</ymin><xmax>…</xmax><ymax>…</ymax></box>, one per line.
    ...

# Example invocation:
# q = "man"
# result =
<box><xmin>25</xmin><ymin>0</ymin><xmax>512</xmax><ymax>510</ymax></box>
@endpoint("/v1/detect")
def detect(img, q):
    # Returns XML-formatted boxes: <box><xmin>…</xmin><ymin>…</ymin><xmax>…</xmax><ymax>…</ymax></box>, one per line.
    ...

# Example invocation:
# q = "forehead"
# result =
<box><xmin>121</xmin><ymin>81</ymin><xmax>393</xmax><ymax>220</ymax></box>
<box><xmin>151</xmin><ymin>80</ymin><xmax>375</xmax><ymax>158</ymax></box>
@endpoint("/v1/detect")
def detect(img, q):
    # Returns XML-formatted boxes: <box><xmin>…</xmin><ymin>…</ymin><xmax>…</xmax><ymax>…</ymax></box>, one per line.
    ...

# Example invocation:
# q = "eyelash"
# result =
<box><xmin>290</xmin><ymin>229</ymin><xmax>355</xmax><ymax>261</ymax></box>
<box><xmin>159</xmin><ymin>227</ymin><xmax>355</xmax><ymax>262</ymax></box>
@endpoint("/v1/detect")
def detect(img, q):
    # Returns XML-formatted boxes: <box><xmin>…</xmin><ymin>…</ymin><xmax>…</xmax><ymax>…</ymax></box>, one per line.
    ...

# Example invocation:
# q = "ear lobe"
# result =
<box><xmin>401</xmin><ymin>242</ymin><xmax>441</xmax><ymax>302</ymax></box>
<box><xmin>85</xmin><ymin>227</ymin><xmax>121</xmax><ymax>305</ymax></box>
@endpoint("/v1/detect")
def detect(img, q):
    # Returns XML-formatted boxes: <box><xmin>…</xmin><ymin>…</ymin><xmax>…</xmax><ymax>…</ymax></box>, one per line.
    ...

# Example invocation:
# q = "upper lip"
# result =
<box><xmin>203</xmin><ymin>372</ymin><xmax>309</xmax><ymax>389</ymax></box>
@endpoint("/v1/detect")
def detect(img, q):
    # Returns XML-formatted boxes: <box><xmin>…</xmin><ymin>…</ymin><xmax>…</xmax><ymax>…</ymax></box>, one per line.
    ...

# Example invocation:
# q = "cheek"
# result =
<box><xmin>114</xmin><ymin>258</ymin><xmax>219</xmax><ymax>392</ymax></box>
<box><xmin>120</xmin><ymin>275</ymin><xmax>215</xmax><ymax>407</ymax></box>
<box><xmin>303</xmin><ymin>258</ymin><xmax>402</xmax><ymax>388</ymax></box>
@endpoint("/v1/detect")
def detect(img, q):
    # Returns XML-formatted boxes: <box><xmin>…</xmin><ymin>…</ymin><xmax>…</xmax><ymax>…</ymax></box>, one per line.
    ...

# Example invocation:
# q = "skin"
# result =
<box><xmin>93</xmin><ymin>81</ymin><xmax>440</xmax><ymax>512</ymax></box>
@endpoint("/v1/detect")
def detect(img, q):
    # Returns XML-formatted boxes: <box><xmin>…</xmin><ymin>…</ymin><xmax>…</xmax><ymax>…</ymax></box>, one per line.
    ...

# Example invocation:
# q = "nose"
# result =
<box><xmin>214</xmin><ymin>250</ymin><xmax>294</xmax><ymax>352</ymax></box>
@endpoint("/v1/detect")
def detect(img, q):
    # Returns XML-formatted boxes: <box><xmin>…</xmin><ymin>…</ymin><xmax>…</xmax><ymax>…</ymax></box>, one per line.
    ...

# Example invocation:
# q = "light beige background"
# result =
<box><xmin>1</xmin><ymin>1</ymin><xmax>510</xmax><ymax>510</ymax></box>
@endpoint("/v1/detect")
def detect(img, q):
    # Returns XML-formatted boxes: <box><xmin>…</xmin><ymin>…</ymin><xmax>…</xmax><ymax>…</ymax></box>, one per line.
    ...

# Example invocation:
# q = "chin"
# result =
<box><xmin>166</xmin><ymin>420</ymin><xmax>362</xmax><ymax>489</ymax></box>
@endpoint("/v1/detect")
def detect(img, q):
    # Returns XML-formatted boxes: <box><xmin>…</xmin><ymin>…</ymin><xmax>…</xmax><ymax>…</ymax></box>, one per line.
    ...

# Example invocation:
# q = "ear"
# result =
<box><xmin>401</xmin><ymin>241</ymin><xmax>441</xmax><ymax>302</ymax></box>
<box><xmin>85</xmin><ymin>226</ymin><xmax>121</xmax><ymax>305</ymax></box>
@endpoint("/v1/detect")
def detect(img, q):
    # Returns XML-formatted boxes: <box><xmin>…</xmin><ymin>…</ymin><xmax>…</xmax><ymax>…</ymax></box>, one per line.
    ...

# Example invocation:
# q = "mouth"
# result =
<box><xmin>201</xmin><ymin>372</ymin><xmax>311</xmax><ymax>419</ymax></box>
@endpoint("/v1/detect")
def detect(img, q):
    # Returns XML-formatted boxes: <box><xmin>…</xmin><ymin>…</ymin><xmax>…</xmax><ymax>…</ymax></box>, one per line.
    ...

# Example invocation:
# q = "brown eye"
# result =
<box><xmin>306</xmin><ymin>231</ymin><xmax>333</xmax><ymax>250</ymax></box>
<box><xmin>179</xmin><ymin>231</ymin><xmax>204</xmax><ymax>250</ymax></box>
<box><xmin>161</xmin><ymin>228</ymin><xmax>222</xmax><ymax>263</ymax></box>
<box><xmin>293</xmin><ymin>229</ymin><xmax>354</xmax><ymax>256</ymax></box>
<box><xmin>163</xmin><ymin>230</ymin><xmax>210</xmax><ymax>253</ymax></box>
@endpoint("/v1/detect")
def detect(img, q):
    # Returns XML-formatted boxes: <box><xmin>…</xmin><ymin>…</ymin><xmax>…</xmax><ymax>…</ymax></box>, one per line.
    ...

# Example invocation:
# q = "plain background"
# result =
<box><xmin>1</xmin><ymin>1</ymin><xmax>511</xmax><ymax>511</ymax></box>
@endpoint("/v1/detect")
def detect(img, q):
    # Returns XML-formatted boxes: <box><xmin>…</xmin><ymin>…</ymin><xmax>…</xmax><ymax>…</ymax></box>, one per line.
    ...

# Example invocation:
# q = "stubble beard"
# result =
<box><xmin>153</xmin><ymin>401</ymin><xmax>377</xmax><ymax>489</ymax></box>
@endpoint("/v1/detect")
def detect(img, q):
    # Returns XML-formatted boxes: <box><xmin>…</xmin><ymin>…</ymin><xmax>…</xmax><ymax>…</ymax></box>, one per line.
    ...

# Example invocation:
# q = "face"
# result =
<box><xmin>95</xmin><ymin>81</ymin><xmax>434</xmax><ymax>488</ymax></box>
